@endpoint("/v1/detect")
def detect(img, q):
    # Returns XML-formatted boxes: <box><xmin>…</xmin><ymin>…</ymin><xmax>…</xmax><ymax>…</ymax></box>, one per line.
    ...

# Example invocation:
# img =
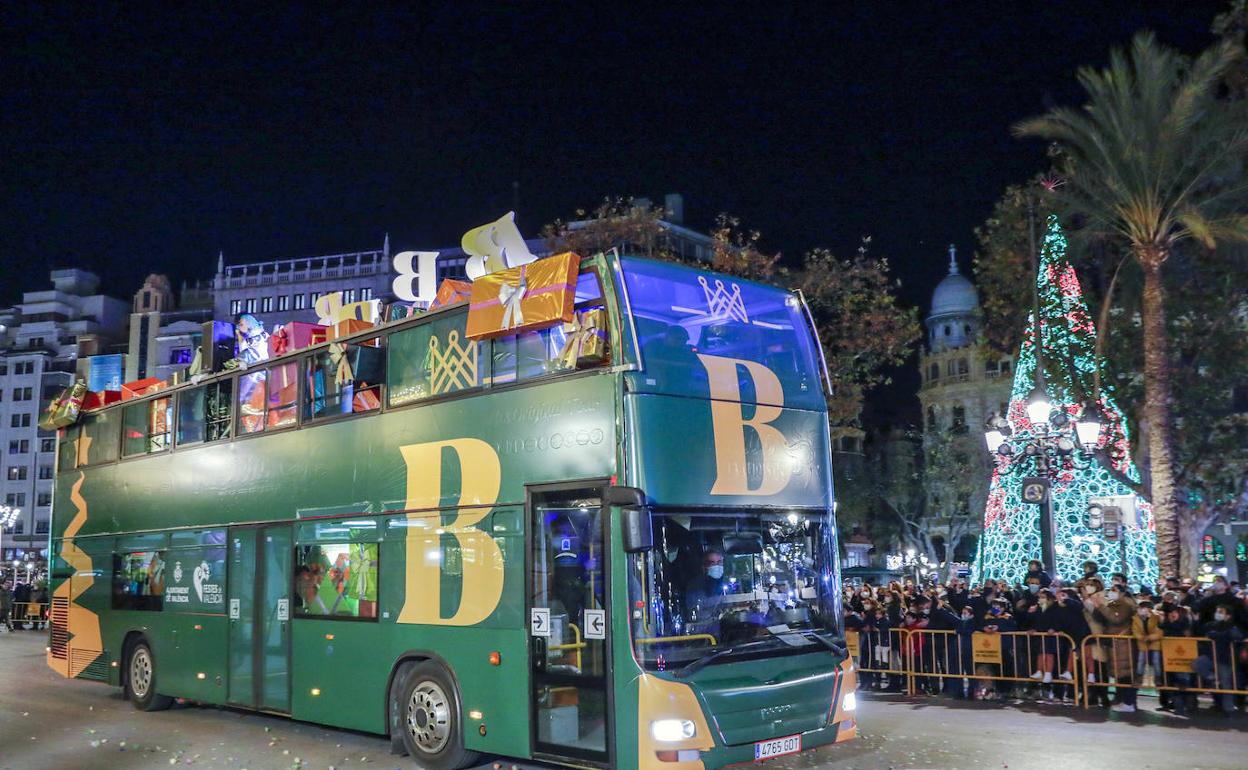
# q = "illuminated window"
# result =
<box><xmin>113</xmin><ymin>550</ymin><xmax>166</xmax><ymax>611</ymax></box>
<box><xmin>294</xmin><ymin>542</ymin><xmax>378</xmax><ymax>619</ymax></box>
<box><xmin>1201</xmin><ymin>535</ymin><xmax>1225</xmax><ymax>562</ymax></box>
<box><xmin>121</xmin><ymin>396</ymin><xmax>173</xmax><ymax>457</ymax></box>
<box><xmin>238</xmin><ymin>362</ymin><xmax>299</xmax><ymax>434</ymax></box>
<box><xmin>305</xmin><ymin>342</ymin><xmax>383</xmax><ymax>420</ymax></box>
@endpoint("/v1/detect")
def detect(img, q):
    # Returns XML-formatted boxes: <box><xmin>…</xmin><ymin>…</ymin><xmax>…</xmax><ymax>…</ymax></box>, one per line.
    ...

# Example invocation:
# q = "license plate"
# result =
<box><xmin>754</xmin><ymin>734</ymin><xmax>801</xmax><ymax>760</ymax></box>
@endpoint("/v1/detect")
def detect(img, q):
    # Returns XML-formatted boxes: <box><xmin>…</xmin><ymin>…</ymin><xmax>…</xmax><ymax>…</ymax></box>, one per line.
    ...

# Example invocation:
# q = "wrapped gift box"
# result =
<box><xmin>328</xmin><ymin>318</ymin><xmax>377</xmax><ymax>344</ymax></box>
<box><xmin>121</xmin><ymin>377</ymin><xmax>166</xmax><ymax>401</ymax></box>
<box><xmin>466</xmin><ymin>252</ymin><xmax>581</xmax><ymax>339</ymax></box>
<box><xmin>269</xmin><ymin>321</ymin><xmax>328</xmax><ymax>357</ymax></box>
<box><xmin>83</xmin><ymin>390</ymin><xmax>122</xmax><ymax>411</ymax></box>
<box><xmin>559</xmin><ymin>308</ymin><xmax>610</xmax><ymax>368</ymax></box>
<box><xmin>430</xmin><ymin>278</ymin><xmax>473</xmax><ymax>309</ymax></box>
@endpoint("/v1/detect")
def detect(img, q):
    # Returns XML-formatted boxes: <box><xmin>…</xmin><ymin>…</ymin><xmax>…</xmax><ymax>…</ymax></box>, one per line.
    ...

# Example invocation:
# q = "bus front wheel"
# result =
<box><xmin>124</xmin><ymin>639</ymin><xmax>174</xmax><ymax>712</ymax></box>
<box><xmin>398</xmin><ymin>661</ymin><xmax>478</xmax><ymax>770</ymax></box>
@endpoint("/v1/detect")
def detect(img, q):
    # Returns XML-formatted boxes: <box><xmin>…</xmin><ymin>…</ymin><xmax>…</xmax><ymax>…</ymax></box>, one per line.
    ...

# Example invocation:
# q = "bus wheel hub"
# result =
<box><xmin>407</xmin><ymin>681</ymin><xmax>451</xmax><ymax>753</ymax></box>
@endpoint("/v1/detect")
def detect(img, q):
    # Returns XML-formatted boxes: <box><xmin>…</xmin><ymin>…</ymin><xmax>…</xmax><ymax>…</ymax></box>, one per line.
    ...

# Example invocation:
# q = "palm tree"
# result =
<box><xmin>1013</xmin><ymin>31</ymin><xmax>1248</xmax><ymax>577</ymax></box>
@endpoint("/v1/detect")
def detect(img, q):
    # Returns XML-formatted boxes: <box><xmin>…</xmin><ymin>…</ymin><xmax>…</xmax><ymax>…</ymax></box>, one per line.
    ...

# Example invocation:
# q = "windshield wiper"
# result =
<box><xmin>798</xmin><ymin>629</ymin><xmax>846</xmax><ymax>656</ymax></box>
<box><xmin>674</xmin><ymin>639</ymin><xmax>775</xmax><ymax>678</ymax></box>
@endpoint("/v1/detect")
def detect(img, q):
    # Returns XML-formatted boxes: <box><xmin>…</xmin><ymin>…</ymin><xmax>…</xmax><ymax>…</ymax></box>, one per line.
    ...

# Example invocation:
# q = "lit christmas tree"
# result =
<box><xmin>974</xmin><ymin>216</ymin><xmax>1158</xmax><ymax>586</ymax></box>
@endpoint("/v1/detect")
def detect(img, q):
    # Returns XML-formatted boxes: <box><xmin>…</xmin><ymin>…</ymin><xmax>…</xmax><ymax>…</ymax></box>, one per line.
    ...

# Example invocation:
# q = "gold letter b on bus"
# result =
<box><xmin>397</xmin><ymin>438</ymin><xmax>504</xmax><ymax>626</ymax></box>
<box><xmin>697</xmin><ymin>354</ymin><xmax>793</xmax><ymax>496</ymax></box>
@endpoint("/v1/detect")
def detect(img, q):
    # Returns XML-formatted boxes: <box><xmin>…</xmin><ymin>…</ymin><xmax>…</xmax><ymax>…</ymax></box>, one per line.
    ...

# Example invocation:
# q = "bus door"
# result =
<box><xmin>527</xmin><ymin>485</ymin><xmax>612</xmax><ymax>766</ymax></box>
<box><xmin>227</xmin><ymin>524</ymin><xmax>293</xmax><ymax>713</ymax></box>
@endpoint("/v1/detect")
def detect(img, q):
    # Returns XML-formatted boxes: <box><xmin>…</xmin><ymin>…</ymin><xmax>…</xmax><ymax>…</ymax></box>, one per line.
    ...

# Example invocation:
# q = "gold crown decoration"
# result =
<box><xmin>428</xmin><ymin>329</ymin><xmax>479</xmax><ymax>395</ymax></box>
<box><xmin>698</xmin><ymin>275</ymin><xmax>749</xmax><ymax>323</ymax></box>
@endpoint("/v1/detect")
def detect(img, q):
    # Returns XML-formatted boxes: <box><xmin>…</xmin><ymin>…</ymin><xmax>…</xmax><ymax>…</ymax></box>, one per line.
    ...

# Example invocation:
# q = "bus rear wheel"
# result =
<box><xmin>124</xmin><ymin>639</ymin><xmax>173</xmax><ymax>712</ymax></box>
<box><xmin>398</xmin><ymin>661</ymin><xmax>478</xmax><ymax>770</ymax></box>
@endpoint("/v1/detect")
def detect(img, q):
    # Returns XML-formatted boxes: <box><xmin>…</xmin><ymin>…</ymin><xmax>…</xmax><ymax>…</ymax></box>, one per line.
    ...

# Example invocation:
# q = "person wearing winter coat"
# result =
<box><xmin>1157</xmin><ymin>605</ymin><xmax>1195</xmax><ymax>714</ymax></box>
<box><xmin>1023</xmin><ymin>559</ymin><xmax>1053</xmax><ymax>589</ymax></box>
<box><xmin>1195</xmin><ymin>608</ymin><xmax>1245</xmax><ymax>714</ymax></box>
<box><xmin>1133</xmin><ymin>600</ymin><xmax>1163</xmax><ymax>686</ymax></box>
<box><xmin>1092</xmin><ymin>586</ymin><xmax>1140</xmax><ymax>713</ymax></box>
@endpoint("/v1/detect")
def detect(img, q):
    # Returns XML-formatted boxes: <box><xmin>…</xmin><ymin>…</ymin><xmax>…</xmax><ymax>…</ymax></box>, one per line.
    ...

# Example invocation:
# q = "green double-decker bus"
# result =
<box><xmin>47</xmin><ymin>251</ymin><xmax>856</xmax><ymax>770</ymax></box>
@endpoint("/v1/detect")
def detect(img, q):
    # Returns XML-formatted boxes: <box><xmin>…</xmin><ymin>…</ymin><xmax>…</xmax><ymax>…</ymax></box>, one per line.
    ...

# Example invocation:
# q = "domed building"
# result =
<box><xmin>916</xmin><ymin>246</ymin><xmax>1014</xmax><ymax>562</ymax></box>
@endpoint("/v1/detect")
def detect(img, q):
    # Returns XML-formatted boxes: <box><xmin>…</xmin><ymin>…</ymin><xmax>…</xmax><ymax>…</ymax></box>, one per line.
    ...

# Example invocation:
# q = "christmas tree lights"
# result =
<box><xmin>974</xmin><ymin>216</ymin><xmax>1158</xmax><ymax>586</ymax></box>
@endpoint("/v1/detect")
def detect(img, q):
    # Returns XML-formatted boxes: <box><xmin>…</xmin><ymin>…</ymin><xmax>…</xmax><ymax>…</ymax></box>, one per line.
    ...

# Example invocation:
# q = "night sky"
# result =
<box><xmin>0</xmin><ymin>2</ymin><xmax>1226</xmax><ymax>418</ymax></box>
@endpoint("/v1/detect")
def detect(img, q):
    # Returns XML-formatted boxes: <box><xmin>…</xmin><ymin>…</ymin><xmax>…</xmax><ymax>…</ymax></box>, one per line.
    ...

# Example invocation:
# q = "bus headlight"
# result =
<box><xmin>651</xmin><ymin>719</ymin><xmax>696</xmax><ymax>742</ymax></box>
<box><xmin>841</xmin><ymin>691</ymin><xmax>857</xmax><ymax>712</ymax></box>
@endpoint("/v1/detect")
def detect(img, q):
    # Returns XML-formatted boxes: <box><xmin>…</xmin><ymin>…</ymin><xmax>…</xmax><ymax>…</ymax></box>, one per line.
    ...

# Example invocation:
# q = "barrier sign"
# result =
<box><xmin>1162</xmin><ymin>637</ymin><xmax>1197</xmax><ymax>673</ymax></box>
<box><xmin>972</xmin><ymin>632</ymin><xmax>1003</xmax><ymax>665</ymax></box>
<box><xmin>845</xmin><ymin>630</ymin><xmax>860</xmax><ymax>658</ymax></box>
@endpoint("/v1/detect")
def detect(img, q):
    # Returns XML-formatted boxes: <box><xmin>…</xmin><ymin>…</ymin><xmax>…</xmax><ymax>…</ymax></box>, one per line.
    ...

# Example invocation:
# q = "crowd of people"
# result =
<box><xmin>842</xmin><ymin>559</ymin><xmax>1248</xmax><ymax>716</ymax></box>
<box><xmin>0</xmin><ymin>577</ymin><xmax>49</xmax><ymax>632</ymax></box>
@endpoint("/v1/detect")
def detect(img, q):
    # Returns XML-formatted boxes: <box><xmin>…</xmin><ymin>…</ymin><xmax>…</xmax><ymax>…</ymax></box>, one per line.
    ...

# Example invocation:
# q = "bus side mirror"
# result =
<box><xmin>620</xmin><ymin>507</ymin><xmax>653</xmax><ymax>553</ymax></box>
<box><xmin>605</xmin><ymin>486</ymin><xmax>652</xmax><ymax>553</ymax></box>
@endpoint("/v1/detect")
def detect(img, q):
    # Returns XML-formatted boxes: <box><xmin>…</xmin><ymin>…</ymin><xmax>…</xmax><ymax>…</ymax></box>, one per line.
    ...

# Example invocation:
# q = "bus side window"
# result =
<box><xmin>122</xmin><ymin>396</ymin><xmax>173</xmax><ymax>457</ymax></box>
<box><xmin>294</xmin><ymin>542</ymin><xmax>378</xmax><ymax>619</ymax></box>
<box><xmin>113</xmin><ymin>550</ymin><xmax>167</xmax><ymax>611</ymax></box>
<box><xmin>79</xmin><ymin>410</ymin><xmax>120</xmax><ymax>466</ymax></box>
<box><xmin>305</xmin><ymin>341</ymin><xmax>383</xmax><ymax>420</ymax></box>
<box><xmin>387</xmin><ymin>313</ymin><xmax>484</xmax><ymax>406</ymax></box>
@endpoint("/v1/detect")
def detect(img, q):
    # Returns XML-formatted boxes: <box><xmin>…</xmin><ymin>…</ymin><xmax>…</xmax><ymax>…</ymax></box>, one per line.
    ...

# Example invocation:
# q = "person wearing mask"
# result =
<box><xmin>902</xmin><ymin>610</ymin><xmax>933</xmax><ymax>694</ymax></box>
<box><xmin>945</xmin><ymin>579</ymin><xmax>970</xmax><ymax>614</ymax></box>
<box><xmin>1024</xmin><ymin>559</ymin><xmax>1053</xmax><ymax>589</ymax></box>
<box><xmin>977</xmin><ymin>599</ymin><xmax>1018</xmax><ymax>700</ymax></box>
<box><xmin>685</xmin><ymin>549</ymin><xmax>728</xmax><ymax>636</ymax></box>
<box><xmin>1027</xmin><ymin>589</ymin><xmax>1067</xmax><ymax>689</ymax></box>
<box><xmin>1058</xmin><ymin>587</ymin><xmax>1090</xmax><ymax>685</ymax></box>
<box><xmin>951</xmin><ymin>604</ymin><xmax>977</xmax><ymax>699</ymax></box>
<box><xmin>1134</xmin><ymin>600</ymin><xmax>1163</xmax><ymax>690</ymax></box>
<box><xmin>1195</xmin><ymin>576</ymin><xmax>1244</xmax><ymax>630</ymax></box>
<box><xmin>1157</xmin><ymin>605</ymin><xmax>1195</xmax><ymax>714</ymax></box>
<box><xmin>1195</xmin><ymin>605</ymin><xmax>1244</xmax><ymax>715</ymax></box>
<box><xmin>1094</xmin><ymin>584</ymin><xmax>1140</xmax><ymax>713</ymax></box>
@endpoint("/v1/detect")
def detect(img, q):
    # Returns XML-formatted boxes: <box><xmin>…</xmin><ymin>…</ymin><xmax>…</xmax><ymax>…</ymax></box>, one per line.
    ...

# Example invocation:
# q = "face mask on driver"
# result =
<box><xmin>707</xmin><ymin>565</ymin><xmax>724</xmax><ymax>580</ymax></box>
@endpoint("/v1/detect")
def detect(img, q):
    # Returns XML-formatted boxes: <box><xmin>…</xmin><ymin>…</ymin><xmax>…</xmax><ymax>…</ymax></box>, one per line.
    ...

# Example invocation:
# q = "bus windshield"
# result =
<box><xmin>627</xmin><ymin>508</ymin><xmax>840</xmax><ymax>672</ymax></box>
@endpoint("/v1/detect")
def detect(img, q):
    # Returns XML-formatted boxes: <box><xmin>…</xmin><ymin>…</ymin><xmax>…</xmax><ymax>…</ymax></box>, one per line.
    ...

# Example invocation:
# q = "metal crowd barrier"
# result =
<box><xmin>1080</xmin><ymin>633</ymin><xmax>1248</xmax><ymax>708</ymax></box>
<box><xmin>905</xmin><ymin>629</ymin><xmax>1081</xmax><ymax>702</ymax></box>
<box><xmin>3</xmin><ymin>602</ymin><xmax>47</xmax><ymax>629</ymax></box>
<box><xmin>846</xmin><ymin>628</ymin><xmax>912</xmax><ymax>693</ymax></box>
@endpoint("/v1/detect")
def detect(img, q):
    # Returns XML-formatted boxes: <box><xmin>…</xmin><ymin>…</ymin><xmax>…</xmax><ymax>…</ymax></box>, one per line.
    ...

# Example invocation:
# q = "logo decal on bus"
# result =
<box><xmin>697</xmin><ymin>354</ymin><xmax>793</xmax><ymax>496</ymax></box>
<box><xmin>396</xmin><ymin>438</ymin><xmax>505</xmax><ymax>626</ymax></box>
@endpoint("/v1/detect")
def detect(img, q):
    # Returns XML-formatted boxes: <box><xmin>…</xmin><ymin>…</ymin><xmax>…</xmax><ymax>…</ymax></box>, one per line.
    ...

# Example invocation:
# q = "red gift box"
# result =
<box><xmin>83</xmin><ymin>390</ymin><xmax>122</xmax><ymax>411</ymax></box>
<box><xmin>269</xmin><ymin>321</ymin><xmax>328</xmax><ymax>356</ymax></box>
<box><xmin>121</xmin><ymin>377</ymin><xmax>165</xmax><ymax>401</ymax></box>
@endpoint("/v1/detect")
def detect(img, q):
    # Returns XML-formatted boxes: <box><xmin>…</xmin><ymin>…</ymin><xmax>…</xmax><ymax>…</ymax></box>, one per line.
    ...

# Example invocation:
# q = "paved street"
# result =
<box><xmin>1</xmin><ymin>630</ymin><xmax>1243</xmax><ymax>770</ymax></box>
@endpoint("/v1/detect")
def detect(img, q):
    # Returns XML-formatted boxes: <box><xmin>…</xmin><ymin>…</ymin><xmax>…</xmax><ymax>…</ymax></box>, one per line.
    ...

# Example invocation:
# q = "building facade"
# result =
<box><xmin>124</xmin><ymin>274</ymin><xmax>215</xmax><ymax>383</ymax></box>
<box><xmin>917</xmin><ymin>247</ymin><xmax>1013</xmax><ymax>556</ymax></box>
<box><xmin>0</xmin><ymin>269</ymin><xmax>127</xmax><ymax>559</ymax></box>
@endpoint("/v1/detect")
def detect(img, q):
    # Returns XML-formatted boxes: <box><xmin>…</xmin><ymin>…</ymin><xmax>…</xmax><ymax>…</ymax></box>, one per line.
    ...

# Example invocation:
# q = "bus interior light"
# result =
<box><xmin>651</xmin><ymin>719</ymin><xmax>696</xmax><ymax>742</ymax></box>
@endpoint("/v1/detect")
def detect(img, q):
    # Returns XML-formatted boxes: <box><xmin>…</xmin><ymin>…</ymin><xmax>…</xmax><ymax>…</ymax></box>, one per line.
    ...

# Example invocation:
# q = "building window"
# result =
<box><xmin>7</xmin><ymin>466</ymin><xmax>27</xmax><ymax>481</ymax></box>
<box><xmin>230</xmin><ymin>299</ymin><xmax>243</xmax><ymax>315</ymax></box>
<box><xmin>38</xmin><ymin>465</ymin><xmax>53</xmax><ymax>480</ymax></box>
<box><xmin>342</xmin><ymin>289</ymin><xmax>356</xmax><ymax>304</ymax></box>
<box><xmin>277</xmin><ymin>295</ymin><xmax>290</xmax><ymax>312</ymax></box>
<box><xmin>260</xmin><ymin>296</ymin><xmax>274</xmax><ymax>313</ymax></box>
<box><xmin>927</xmin><ymin>407</ymin><xmax>937</xmax><ymax>431</ymax></box>
<box><xmin>244</xmin><ymin>298</ymin><xmax>257</xmax><ymax>314</ymax></box>
<box><xmin>30</xmin><ymin>337</ymin><xmax>44</xmax><ymax>348</ymax></box>
<box><xmin>0</xmin><ymin>364</ymin><xmax>6</xmax><ymax>375</ymax></box>
<box><xmin>946</xmin><ymin>360</ymin><xmax>957</xmax><ymax>377</ymax></box>
<box><xmin>35</xmin><ymin>520</ymin><xmax>49</xmax><ymax>534</ymax></box>
<box><xmin>10</xmin><ymin>414</ymin><xmax>30</xmax><ymax>428</ymax></box>
<box><xmin>293</xmin><ymin>293</ymin><xmax>306</xmax><ymax>310</ymax></box>
<box><xmin>985</xmin><ymin>359</ymin><xmax>999</xmax><ymax>374</ymax></box>
<box><xmin>952</xmin><ymin>406</ymin><xmax>967</xmax><ymax>433</ymax></box>
<box><xmin>13</xmin><ymin>386</ymin><xmax>32</xmax><ymax>401</ymax></box>
<box><xmin>957</xmin><ymin>358</ymin><xmax>969</xmax><ymax>376</ymax></box>
<box><xmin>943</xmin><ymin>325</ymin><xmax>950</xmax><ymax>336</ymax></box>
<box><xmin>39</xmin><ymin>438</ymin><xmax>54</xmax><ymax>453</ymax></box>
<box><xmin>37</xmin><ymin>492</ymin><xmax>52</xmax><ymax>507</ymax></box>
<box><xmin>928</xmin><ymin>363</ymin><xmax>939</xmax><ymax>381</ymax></box>
<box><xmin>310</xmin><ymin>291</ymin><xmax>321</xmax><ymax>305</ymax></box>
<box><xmin>360</xmin><ymin>286</ymin><xmax>373</xmax><ymax>301</ymax></box>
<box><xmin>1000</xmin><ymin>359</ymin><xmax>1011</xmax><ymax>373</ymax></box>
<box><xmin>5</xmin><ymin>493</ymin><xmax>26</xmax><ymax>508</ymax></box>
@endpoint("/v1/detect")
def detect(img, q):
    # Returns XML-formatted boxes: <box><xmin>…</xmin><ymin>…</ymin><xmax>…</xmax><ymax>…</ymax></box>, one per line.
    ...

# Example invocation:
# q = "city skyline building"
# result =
<box><xmin>0</xmin><ymin>269</ymin><xmax>127</xmax><ymax>559</ymax></box>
